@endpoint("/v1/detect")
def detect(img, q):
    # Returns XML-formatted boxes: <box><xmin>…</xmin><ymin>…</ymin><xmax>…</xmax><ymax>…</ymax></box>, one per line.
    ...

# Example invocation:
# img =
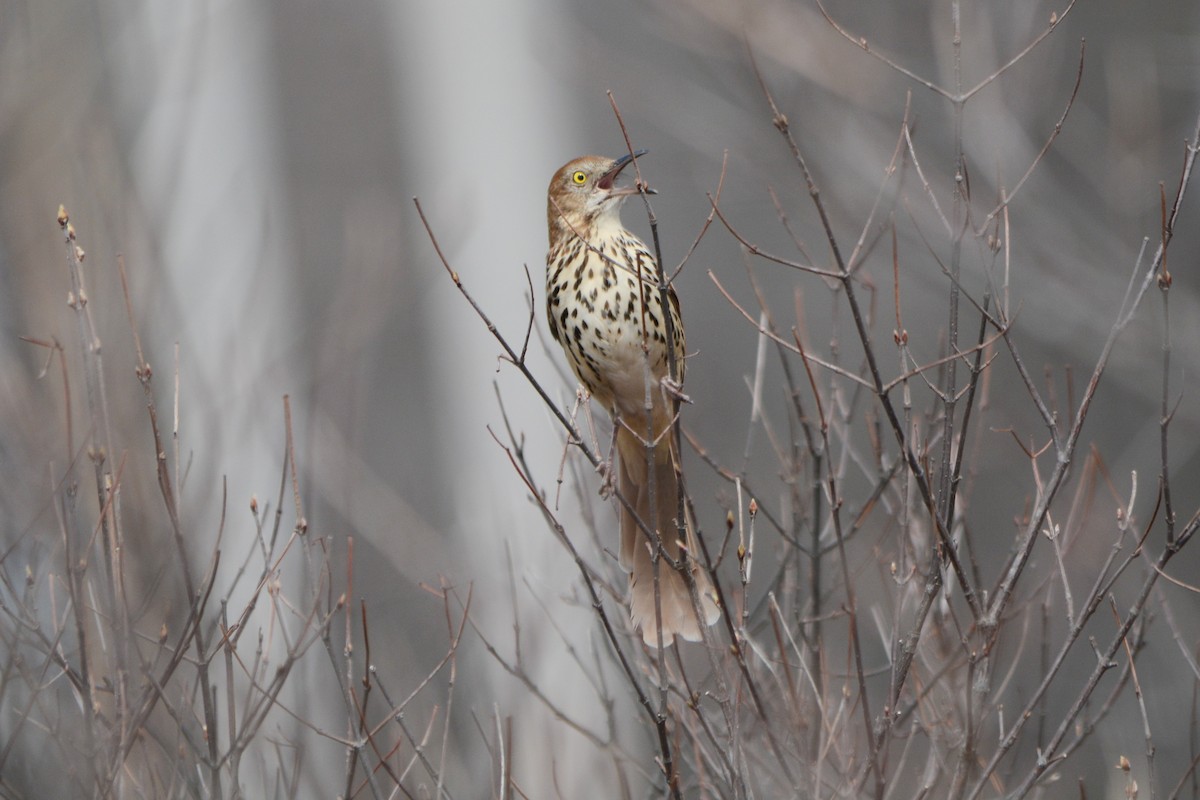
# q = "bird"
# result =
<box><xmin>545</xmin><ymin>151</ymin><xmax>720</xmax><ymax>646</ymax></box>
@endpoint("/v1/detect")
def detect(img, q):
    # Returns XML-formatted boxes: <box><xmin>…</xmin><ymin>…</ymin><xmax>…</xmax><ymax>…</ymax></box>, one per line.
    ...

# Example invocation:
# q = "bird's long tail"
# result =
<box><xmin>616</xmin><ymin>425</ymin><xmax>720</xmax><ymax>646</ymax></box>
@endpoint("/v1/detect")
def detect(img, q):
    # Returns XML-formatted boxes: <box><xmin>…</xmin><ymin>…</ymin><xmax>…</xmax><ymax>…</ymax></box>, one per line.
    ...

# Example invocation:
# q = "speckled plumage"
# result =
<box><xmin>545</xmin><ymin>153</ymin><xmax>718</xmax><ymax>646</ymax></box>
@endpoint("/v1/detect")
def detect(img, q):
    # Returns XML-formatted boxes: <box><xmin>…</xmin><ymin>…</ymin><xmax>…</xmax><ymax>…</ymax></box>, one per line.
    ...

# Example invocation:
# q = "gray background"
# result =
<box><xmin>3</xmin><ymin>0</ymin><xmax>1199</xmax><ymax>796</ymax></box>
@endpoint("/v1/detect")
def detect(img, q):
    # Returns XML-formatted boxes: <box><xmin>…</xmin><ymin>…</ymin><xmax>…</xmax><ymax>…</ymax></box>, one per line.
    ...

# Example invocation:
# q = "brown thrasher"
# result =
<box><xmin>545</xmin><ymin>151</ymin><xmax>720</xmax><ymax>646</ymax></box>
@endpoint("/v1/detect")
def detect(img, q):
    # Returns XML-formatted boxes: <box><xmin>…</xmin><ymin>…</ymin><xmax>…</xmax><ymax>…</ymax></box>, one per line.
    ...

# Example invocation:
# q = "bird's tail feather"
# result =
<box><xmin>616</xmin><ymin>425</ymin><xmax>720</xmax><ymax>646</ymax></box>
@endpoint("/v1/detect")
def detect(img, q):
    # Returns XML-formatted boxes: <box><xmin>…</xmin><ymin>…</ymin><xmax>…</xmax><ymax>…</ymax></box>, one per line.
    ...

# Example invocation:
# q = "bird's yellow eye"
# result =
<box><xmin>571</xmin><ymin>170</ymin><xmax>588</xmax><ymax>185</ymax></box>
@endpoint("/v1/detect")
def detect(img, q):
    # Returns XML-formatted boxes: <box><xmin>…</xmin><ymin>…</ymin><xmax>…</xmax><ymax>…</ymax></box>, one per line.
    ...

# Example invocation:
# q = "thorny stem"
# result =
<box><xmin>1158</xmin><ymin>181</ymin><xmax>1176</xmax><ymax>546</ymax></box>
<box><xmin>794</xmin><ymin>328</ymin><xmax>884</xmax><ymax>797</ymax></box>
<box><xmin>117</xmin><ymin>247</ymin><xmax>223</xmax><ymax>798</ymax></box>
<box><xmin>60</xmin><ymin>210</ymin><xmax>128</xmax><ymax>790</ymax></box>
<box><xmin>608</xmin><ymin>93</ymin><xmax>749</xmax><ymax>798</ymax></box>
<box><xmin>623</xmin><ymin>105</ymin><xmax>804</xmax><ymax>792</ymax></box>
<box><xmin>750</xmin><ymin>270</ymin><xmax>827</xmax><ymax>741</ymax></box>
<box><xmin>937</xmin><ymin>0</ymin><xmax>965</xmax><ymax>543</ymax></box>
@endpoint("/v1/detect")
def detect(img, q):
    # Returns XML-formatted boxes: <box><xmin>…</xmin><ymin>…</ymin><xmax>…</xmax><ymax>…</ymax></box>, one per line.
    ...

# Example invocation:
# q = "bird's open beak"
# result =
<box><xmin>598</xmin><ymin>149</ymin><xmax>656</xmax><ymax>196</ymax></box>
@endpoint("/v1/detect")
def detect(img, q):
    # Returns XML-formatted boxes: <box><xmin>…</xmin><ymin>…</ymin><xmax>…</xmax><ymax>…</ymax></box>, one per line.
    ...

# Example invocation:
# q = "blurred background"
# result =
<box><xmin>3</xmin><ymin>0</ymin><xmax>1200</xmax><ymax>796</ymax></box>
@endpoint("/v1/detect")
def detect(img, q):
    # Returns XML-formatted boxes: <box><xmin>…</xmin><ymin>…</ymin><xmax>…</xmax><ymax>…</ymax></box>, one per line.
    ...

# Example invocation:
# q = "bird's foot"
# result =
<box><xmin>596</xmin><ymin>459</ymin><xmax>616</xmax><ymax>499</ymax></box>
<box><xmin>660</xmin><ymin>375</ymin><xmax>691</xmax><ymax>404</ymax></box>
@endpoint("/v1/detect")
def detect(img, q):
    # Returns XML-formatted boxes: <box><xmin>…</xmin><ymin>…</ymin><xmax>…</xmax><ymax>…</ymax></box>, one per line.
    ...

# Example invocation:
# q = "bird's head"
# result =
<box><xmin>547</xmin><ymin>150</ymin><xmax>652</xmax><ymax>243</ymax></box>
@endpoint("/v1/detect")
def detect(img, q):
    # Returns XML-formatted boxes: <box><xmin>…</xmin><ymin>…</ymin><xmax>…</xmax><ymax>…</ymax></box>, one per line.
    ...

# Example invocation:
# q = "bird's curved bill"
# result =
<box><xmin>599</xmin><ymin>149</ymin><xmax>656</xmax><ymax>196</ymax></box>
